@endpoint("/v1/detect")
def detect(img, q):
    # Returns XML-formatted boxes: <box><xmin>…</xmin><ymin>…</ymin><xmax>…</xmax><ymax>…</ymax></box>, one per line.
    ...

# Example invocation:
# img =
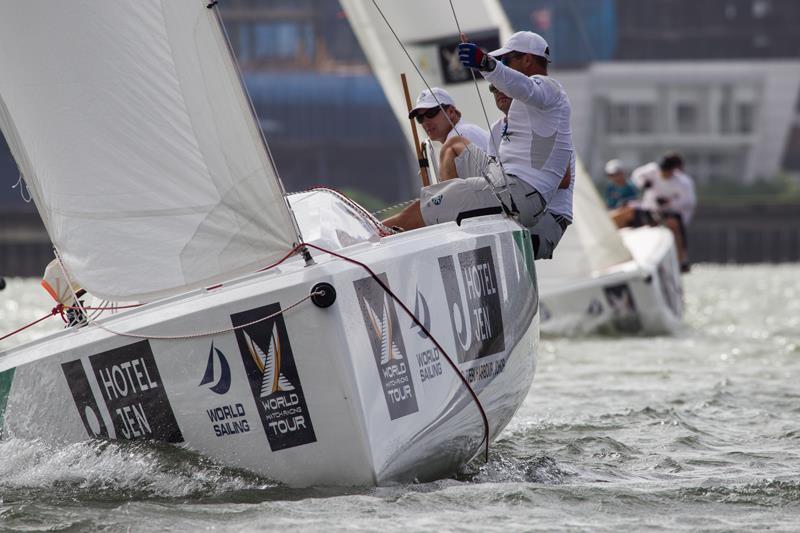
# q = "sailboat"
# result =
<box><xmin>0</xmin><ymin>1</ymin><xmax>538</xmax><ymax>486</ymax></box>
<box><xmin>535</xmin><ymin>160</ymin><xmax>684</xmax><ymax>335</ymax></box>
<box><xmin>341</xmin><ymin>0</ymin><xmax>683</xmax><ymax>336</ymax></box>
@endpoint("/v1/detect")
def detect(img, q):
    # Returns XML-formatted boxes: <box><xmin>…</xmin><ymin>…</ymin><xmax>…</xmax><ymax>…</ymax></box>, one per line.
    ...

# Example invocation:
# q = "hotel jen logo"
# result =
<box><xmin>438</xmin><ymin>246</ymin><xmax>505</xmax><ymax>363</ymax></box>
<box><xmin>62</xmin><ymin>340</ymin><xmax>184</xmax><ymax>443</ymax></box>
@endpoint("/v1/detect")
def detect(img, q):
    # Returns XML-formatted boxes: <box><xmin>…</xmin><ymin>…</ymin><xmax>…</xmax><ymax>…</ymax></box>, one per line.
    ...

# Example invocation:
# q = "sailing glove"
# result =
<box><xmin>458</xmin><ymin>43</ymin><xmax>495</xmax><ymax>72</ymax></box>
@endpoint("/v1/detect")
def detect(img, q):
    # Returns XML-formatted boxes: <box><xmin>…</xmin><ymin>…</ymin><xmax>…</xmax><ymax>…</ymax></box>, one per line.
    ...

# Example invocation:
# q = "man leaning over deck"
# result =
<box><xmin>383</xmin><ymin>32</ymin><xmax>574</xmax><ymax>260</ymax></box>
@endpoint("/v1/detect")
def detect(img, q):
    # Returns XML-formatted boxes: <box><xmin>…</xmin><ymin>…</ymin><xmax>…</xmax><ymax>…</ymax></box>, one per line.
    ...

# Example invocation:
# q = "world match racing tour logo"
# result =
<box><xmin>354</xmin><ymin>274</ymin><xmax>419</xmax><ymax>420</ymax></box>
<box><xmin>231</xmin><ymin>304</ymin><xmax>316</xmax><ymax>452</ymax></box>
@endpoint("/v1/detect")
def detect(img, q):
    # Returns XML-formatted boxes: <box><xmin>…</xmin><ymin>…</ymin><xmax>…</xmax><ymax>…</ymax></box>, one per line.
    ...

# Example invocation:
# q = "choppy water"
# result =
<box><xmin>1</xmin><ymin>265</ymin><xmax>799</xmax><ymax>532</ymax></box>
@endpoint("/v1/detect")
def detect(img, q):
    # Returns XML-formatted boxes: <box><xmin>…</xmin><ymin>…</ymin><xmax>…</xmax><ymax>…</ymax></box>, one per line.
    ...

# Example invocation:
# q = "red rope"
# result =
<box><xmin>0</xmin><ymin>304</ymin><xmax>63</xmax><ymax>342</ymax></box>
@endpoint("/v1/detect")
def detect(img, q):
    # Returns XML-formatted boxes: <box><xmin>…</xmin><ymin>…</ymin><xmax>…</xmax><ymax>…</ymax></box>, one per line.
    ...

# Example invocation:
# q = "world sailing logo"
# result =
<box><xmin>198</xmin><ymin>341</ymin><xmax>231</xmax><ymax>395</ymax></box>
<box><xmin>410</xmin><ymin>288</ymin><xmax>431</xmax><ymax>339</ymax></box>
<box><xmin>241</xmin><ymin>325</ymin><xmax>295</xmax><ymax>397</ymax></box>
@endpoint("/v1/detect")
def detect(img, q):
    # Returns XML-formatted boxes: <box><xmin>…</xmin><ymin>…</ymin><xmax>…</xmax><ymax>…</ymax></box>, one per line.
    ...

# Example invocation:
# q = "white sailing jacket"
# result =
<box><xmin>484</xmin><ymin>62</ymin><xmax>574</xmax><ymax>204</ymax></box>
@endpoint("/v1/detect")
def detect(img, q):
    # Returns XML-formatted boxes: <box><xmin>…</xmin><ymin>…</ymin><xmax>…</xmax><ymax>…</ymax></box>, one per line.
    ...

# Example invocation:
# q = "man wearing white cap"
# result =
<box><xmin>384</xmin><ymin>31</ymin><xmax>574</xmax><ymax>260</ymax></box>
<box><xmin>408</xmin><ymin>87</ymin><xmax>488</xmax><ymax>154</ymax></box>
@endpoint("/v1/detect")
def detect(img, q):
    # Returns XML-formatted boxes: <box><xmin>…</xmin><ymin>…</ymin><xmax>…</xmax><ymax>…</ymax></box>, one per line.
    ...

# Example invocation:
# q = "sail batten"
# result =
<box><xmin>0</xmin><ymin>0</ymin><xmax>296</xmax><ymax>301</ymax></box>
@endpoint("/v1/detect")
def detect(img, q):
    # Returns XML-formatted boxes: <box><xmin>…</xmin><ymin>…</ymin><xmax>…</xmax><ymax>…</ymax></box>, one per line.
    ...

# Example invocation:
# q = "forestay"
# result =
<box><xmin>536</xmin><ymin>159</ymin><xmax>632</xmax><ymax>286</ymax></box>
<box><xmin>0</xmin><ymin>0</ymin><xmax>297</xmax><ymax>301</ymax></box>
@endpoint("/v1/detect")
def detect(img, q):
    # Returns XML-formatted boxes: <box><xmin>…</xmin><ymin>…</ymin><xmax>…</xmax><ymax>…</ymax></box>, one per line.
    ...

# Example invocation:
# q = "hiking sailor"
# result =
<box><xmin>384</xmin><ymin>31</ymin><xmax>575</xmax><ymax>260</ymax></box>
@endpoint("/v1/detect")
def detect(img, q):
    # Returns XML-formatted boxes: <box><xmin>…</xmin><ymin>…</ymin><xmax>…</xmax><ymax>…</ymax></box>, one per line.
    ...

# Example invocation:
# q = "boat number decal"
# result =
<box><xmin>354</xmin><ymin>274</ymin><xmax>419</xmax><ymax>420</ymax></box>
<box><xmin>199</xmin><ymin>341</ymin><xmax>252</xmax><ymax>439</ymax></box>
<box><xmin>62</xmin><ymin>340</ymin><xmax>184</xmax><ymax>443</ymax></box>
<box><xmin>438</xmin><ymin>246</ymin><xmax>505</xmax><ymax>363</ymax></box>
<box><xmin>231</xmin><ymin>305</ymin><xmax>317</xmax><ymax>451</ymax></box>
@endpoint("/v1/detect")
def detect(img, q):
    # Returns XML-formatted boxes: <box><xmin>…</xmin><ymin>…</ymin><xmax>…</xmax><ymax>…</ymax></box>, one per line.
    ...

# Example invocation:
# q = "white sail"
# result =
<box><xmin>536</xmin><ymin>159</ymin><xmax>633</xmax><ymax>286</ymax></box>
<box><xmin>0</xmin><ymin>1</ymin><xmax>297</xmax><ymax>301</ymax></box>
<box><xmin>341</xmin><ymin>0</ymin><xmax>512</xmax><ymax>152</ymax></box>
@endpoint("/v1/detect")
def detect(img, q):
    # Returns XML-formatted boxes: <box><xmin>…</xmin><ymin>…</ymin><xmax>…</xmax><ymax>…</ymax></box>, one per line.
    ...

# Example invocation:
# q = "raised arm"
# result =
<box><xmin>483</xmin><ymin>61</ymin><xmax>560</xmax><ymax>109</ymax></box>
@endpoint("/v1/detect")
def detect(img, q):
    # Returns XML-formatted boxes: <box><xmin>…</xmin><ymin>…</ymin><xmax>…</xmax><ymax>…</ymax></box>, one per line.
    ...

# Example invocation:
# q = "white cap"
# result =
<box><xmin>604</xmin><ymin>159</ymin><xmax>623</xmax><ymax>174</ymax></box>
<box><xmin>489</xmin><ymin>31</ymin><xmax>551</xmax><ymax>63</ymax></box>
<box><xmin>408</xmin><ymin>87</ymin><xmax>455</xmax><ymax>119</ymax></box>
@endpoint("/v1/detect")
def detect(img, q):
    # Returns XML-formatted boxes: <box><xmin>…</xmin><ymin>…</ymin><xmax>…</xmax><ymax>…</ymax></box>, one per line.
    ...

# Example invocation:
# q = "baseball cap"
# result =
<box><xmin>490</xmin><ymin>31</ymin><xmax>551</xmax><ymax>63</ymax></box>
<box><xmin>408</xmin><ymin>87</ymin><xmax>455</xmax><ymax>119</ymax></box>
<box><xmin>604</xmin><ymin>159</ymin><xmax>623</xmax><ymax>174</ymax></box>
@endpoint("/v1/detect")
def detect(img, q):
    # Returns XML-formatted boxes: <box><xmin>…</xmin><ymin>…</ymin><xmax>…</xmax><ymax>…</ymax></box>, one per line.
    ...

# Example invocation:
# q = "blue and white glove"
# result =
<box><xmin>458</xmin><ymin>42</ymin><xmax>495</xmax><ymax>72</ymax></box>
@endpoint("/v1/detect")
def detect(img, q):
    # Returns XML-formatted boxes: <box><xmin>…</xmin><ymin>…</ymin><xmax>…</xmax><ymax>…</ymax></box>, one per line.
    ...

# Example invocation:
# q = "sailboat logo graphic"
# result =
<box><xmin>242</xmin><ymin>325</ymin><xmax>295</xmax><ymax>398</ymax></box>
<box><xmin>364</xmin><ymin>294</ymin><xmax>404</xmax><ymax>364</ymax></box>
<box><xmin>199</xmin><ymin>341</ymin><xmax>231</xmax><ymax>395</ymax></box>
<box><xmin>410</xmin><ymin>288</ymin><xmax>431</xmax><ymax>339</ymax></box>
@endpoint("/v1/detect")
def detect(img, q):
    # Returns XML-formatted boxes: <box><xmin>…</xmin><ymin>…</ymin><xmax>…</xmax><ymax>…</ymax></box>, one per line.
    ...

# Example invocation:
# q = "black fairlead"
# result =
<box><xmin>310</xmin><ymin>282</ymin><xmax>336</xmax><ymax>308</ymax></box>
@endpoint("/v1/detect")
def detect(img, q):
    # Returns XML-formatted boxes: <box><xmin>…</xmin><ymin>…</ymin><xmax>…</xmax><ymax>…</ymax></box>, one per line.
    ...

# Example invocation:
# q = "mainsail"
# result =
<box><xmin>0</xmin><ymin>1</ymin><xmax>298</xmax><ymax>301</ymax></box>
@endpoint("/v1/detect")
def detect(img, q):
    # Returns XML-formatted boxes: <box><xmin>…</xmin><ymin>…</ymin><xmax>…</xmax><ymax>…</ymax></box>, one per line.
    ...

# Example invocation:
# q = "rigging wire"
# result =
<box><xmin>446</xmin><ymin>0</ymin><xmax>503</xmax><ymax>162</ymax></box>
<box><xmin>368</xmin><ymin>0</ymin><xmax>462</xmax><ymax>138</ymax></box>
<box><xmin>368</xmin><ymin>0</ymin><xmax>514</xmax><ymax>217</ymax></box>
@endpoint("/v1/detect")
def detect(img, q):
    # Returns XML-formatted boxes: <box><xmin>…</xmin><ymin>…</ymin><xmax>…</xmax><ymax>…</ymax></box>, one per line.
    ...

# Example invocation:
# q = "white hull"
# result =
<box><xmin>539</xmin><ymin>226</ymin><xmax>683</xmax><ymax>336</ymax></box>
<box><xmin>0</xmin><ymin>209</ymin><xmax>538</xmax><ymax>486</ymax></box>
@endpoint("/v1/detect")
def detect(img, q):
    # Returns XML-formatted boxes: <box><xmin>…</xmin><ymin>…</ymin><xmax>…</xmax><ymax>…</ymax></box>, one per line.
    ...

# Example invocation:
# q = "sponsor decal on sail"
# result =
<box><xmin>438</xmin><ymin>246</ymin><xmax>505</xmax><ymax>363</ymax></box>
<box><xmin>231</xmin><ymin>305</ymin><xmax>316</xmax><ymax>451</ymax></box>
<box><xmin>62</xmin><ymin>340</ymin><xmax>184</xmax><ymax>442</ymax></box>
<box><xmin>354</xmin><ymin>274</ymin><xmax>419</xmax><ymax>420</ymax></box>
<box><xmin>437</xmin><ymin>31</ymin><xmax>501</xmax><ymax>84</ymax></box>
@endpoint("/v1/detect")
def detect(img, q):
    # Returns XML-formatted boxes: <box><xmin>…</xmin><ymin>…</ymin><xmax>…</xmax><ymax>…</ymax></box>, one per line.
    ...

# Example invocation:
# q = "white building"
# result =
<box><xmin>556</xmin><ymin>60</ymin><xmax>800</xmax><ymax>185</ymax></box>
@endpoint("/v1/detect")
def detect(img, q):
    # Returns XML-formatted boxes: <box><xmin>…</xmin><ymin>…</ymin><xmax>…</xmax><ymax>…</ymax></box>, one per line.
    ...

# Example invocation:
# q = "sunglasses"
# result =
<box><xmin>488</xmin><ymin>85</ymin><xmax>497</xmax><ymax>93</ymax></box>
<box><xmin>501</xmin><ymin>52</ymin><xmax>525</xmax><ymax>65</ymax></box>
<box><xmin>415</xmin><ymin>106</ymin><xmax>447</xmax><ymax>124</ymax></box>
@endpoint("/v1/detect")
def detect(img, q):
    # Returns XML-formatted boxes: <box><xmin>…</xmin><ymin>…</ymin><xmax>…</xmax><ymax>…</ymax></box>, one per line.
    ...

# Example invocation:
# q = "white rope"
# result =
<box><xmin>371</xmin><ymin>199</ymin><xmax>416</xmax><ymax>216</ymax></box>
<box><xmin>87</xmin><ymin>291</ymin><xmax>319</xmax><ymax>341</ymax></box>
<box><xmin>12</xmin><ymin>174</ymin><xmax>32</xmax><ymax>203</ymax></box>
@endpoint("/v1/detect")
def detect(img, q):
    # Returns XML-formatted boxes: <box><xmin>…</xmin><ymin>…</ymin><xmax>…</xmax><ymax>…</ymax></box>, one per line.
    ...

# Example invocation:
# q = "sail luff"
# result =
<box><xmin>207</xmin><ymin>4</ymin><xmax>304</xmax><ymax>246</ymax></box>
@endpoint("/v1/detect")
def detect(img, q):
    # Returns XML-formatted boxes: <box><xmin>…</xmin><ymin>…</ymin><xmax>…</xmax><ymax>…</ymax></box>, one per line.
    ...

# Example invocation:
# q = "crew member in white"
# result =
<box><xmin>407</xmin><ymin>87</ymin><xmax>489</xmax><ymax>166</ymax></box>
<box><xmin>622</xmin><ymin>153</ymin><xmax>696</xmax><ymax>270</ymax></box>
<box><xmin>383</xmin><ymin>31</ymin><xmax>574</xmax><ymax>260</ymax></box>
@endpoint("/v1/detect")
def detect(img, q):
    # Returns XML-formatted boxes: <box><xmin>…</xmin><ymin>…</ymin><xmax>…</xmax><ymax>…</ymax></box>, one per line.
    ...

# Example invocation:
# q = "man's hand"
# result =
<box><xmin>458</xmin><ymin>42</ymin><xmax>494</xmax><ymax>71</ymax></box>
